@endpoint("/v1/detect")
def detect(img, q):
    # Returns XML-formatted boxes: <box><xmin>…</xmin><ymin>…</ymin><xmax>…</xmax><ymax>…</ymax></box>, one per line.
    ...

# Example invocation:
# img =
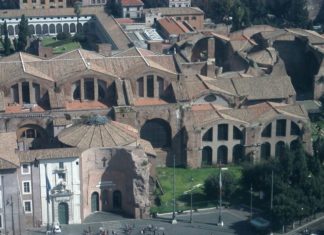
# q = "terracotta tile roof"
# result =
<box><xmin>65</xmin><ymin>100</ymin><xmax>109</xmax><ymax>110</ymax></box>
<box><xmin>58</xmin><ymin>119</ymin><xmax>138</xmax><ymax>149</ymax></box>
<box><xmin>115</xmin><ymin>18</ymin><xmax>135</xmax><ymax>24</ymax></box>
<box><xmin>145</xmin><ymin>7</ymin><xmax>204</xmax><ymax>16</ymax></box>
<box><xmin>158</xmin><ymin>17</ymin><xmax>190</xmax><ymax>35</ymax></box>
<box><xmin>5</xmin><ymin>104</ymin><xmax>45</xmax><ymax>113</ymax></box>
<box><xmin>134</xmin><ymin>98</ymin><xmax>168</xmax><ymax>106</ymax></box>
<box><xmin>120</xmin><ymin>0</ymin><xmax>144</xmax><ymax>6</ymax></box>
<box><xmin>19</xmin><ymin>148</ymin><xmax>81</xmax><ymax>163</ymax></box>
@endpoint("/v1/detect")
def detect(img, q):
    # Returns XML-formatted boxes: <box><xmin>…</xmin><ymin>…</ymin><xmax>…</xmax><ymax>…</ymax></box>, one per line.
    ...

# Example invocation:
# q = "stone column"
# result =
<box><xmin>80</xmin><ymin>79</ymin><xmax>84</xmax><ymax>101</ymax></box>
<box><xmin>271</xmin><ymin>121</ymin><xmax>276</xmax><ymax>138</ymax></box>
<box><xmin>94</xmin><ymin>78</ymin><xmax>98</xmax><ymax>101</ymax></box>
<box><xmin>154</xmin><ymin>75</ymin><xmax>159</xmax><ymax>98</ymax></box>
<box><xmin>228</xmin><ymin>124</ymin><xmax>233</xmax><ymax>141</ymax></box>
<box><xmin>143</xmin><ymin>76</ymin><xmax>147</xmax><ymax>98</ymax></box>
<box><xmin>286</xmin><ymin>120</ymin><xmax>290</xmax><ymax>137</ymax></box>
<box><xmin>29</xmin><ymin>81</ymin><xmax>35</xmax><ymax>104</ymax></box>
<box><xmin>18</xmin><ymin>82</ymin><xmax>23</xmax><ymax>105</ymax></box>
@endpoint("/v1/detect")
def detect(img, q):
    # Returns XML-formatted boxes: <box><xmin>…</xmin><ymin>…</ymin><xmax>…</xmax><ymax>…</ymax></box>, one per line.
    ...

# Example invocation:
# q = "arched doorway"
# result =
<box><xmin>233</xmin><ymin>144</ymin><xmax>244</xmax><ymax>163</ymax></box>
<box><xmin>140</xmin><ymin>119</ymin><xmax>171</xmax><ymax>148</ymax></box>
<box><xmin>58</xmin><ymin>202</ymin><xmax>69</xmax><ymax>224</ymax></box>
<box><xmin>113</xmin><ymin>190</ymin><xmax>122</xmax><ymax>209</ymax></box>
<box><xmin>101</xmin><ymin>190</ymin><xmax>108</xmax><ymax>211</ymax></box>
<box><xmin>261</xmin><ymin>142</ymin><xmax>271</xmax><ymax>160</ymax></box>
<box><xmin>91</xmin><ymin>192</ymin><xmax>99</xmax><ymax>212</ymax></box>
<box><xmin>217</xmin><ymin>145</ymin><xmax>228</xmax><ymax>164</ymax></box>
<box><xmin>275</xmin><ymin>141</ymin><xmax>285</xmax><ymax>158</ymax></box>
<box><xmin>201</xmin><ymin>146</ymin><xmax>212</xmax><ymax>167</ymax></box>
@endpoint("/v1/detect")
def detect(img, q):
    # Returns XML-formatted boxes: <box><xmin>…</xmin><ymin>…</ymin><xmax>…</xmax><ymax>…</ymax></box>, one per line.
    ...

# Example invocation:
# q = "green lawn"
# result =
<box><xmin>41</xmin><ymin>37</ymin><xmax>80</xmax><ymax>54</ymax></box>
<box><xmin>153</xmin><ymin>166</ymin><xmax>242</xmax><ymax>213</ymax></box>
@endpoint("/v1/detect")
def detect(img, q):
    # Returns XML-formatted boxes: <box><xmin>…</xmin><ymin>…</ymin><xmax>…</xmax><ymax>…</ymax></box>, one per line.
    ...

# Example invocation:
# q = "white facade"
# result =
<box><xmin>40</xmin><ymin>158</ymin><xmax>81</xmax><ymax>225</ymax></box>
<box><xmin>168</xmin><ymin>0</ymin><xmax>191</xmax><ymax>7</ymax></box>
<box><xmin>122</xmin><ymin>5</ymin><xmax>143</xmax><ymax>19</ymax></box>
<box><xmin>82</xmin><ymin>0</ymin><xmax>107</xmax><ymax>6</ymax></box>
<box><xmin>0</xmin><ymin>15</ymin><xmax>92</xmax><ymax>38</ymax></box>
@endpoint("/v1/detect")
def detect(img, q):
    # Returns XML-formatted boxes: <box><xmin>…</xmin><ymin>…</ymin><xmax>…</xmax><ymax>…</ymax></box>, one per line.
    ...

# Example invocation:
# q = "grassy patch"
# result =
<box><xmin>41</xmin><ymin>37</ymin><xmax>80</xmax><ymax>54</ymax></box>
<box><xmin>153</xmin><ymin>166</ymin><xmax>242</xmax><ymax>213</ymax></box>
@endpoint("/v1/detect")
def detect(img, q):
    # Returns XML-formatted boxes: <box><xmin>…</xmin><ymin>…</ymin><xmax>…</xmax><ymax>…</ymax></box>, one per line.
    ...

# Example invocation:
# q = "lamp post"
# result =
<box><xmin>189</xmin><ymin>176</ymin><xmax>193</xmax><ymax>223</ymax></box>
<box><xmin>218</xmin><ymin>161</ymin><xmax>223</xmax><ymax>227</ymax></box>
<box><xmin>270</xmin><ymin>170</ymin><xmax>274</xmax><ymax>210</ymax></box>
<box><xmin>250</xmin><ymin>184</ymin><xmax>253</xmax><ymax>220</ymax></box>
<box><xmin>171</xmin><ymin>154</ymin><xmax>177</xmax><ymax>224</ymax></box>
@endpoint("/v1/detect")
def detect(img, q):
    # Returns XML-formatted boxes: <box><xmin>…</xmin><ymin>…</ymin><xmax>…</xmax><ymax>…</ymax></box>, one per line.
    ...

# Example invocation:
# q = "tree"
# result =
<box><xmin>286</xmin><ymin>0</ymin><xmax>309</xmax><ymax>27</ymax></box>
<box><xmin>204</xmin><ymin>170</ymin><xmax>237</xmax><ymax>201</ymax></box>
<box><xmin>105</xmin><ymin>0</ymin><xmax>122</xmax><ymax>18</ymax></box>
<box><xmin>16</xmin><ymin>14</ymin><xmax>30</xmax><ymax>52</ymax></box>
<box><xmin>2</xmin><ymin>21</ymin><xmax>12</xmax><ymax>55</ymax></box>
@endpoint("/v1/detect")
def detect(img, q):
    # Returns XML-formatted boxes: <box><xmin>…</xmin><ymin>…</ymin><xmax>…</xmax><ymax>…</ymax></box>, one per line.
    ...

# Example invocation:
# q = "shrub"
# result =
<box><xmin>56</xmin><ymin>32</ymin><xmax>71</xmax><ymax>40</ymax></box>
<box><xmin>73</xmin><ymin>33</ymin><xmax>86</xmax><ymax>43</ymax></box>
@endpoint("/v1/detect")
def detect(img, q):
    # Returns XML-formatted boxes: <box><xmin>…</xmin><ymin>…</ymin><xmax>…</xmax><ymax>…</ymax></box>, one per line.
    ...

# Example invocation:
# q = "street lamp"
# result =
<box><xmin>189</xmin><ymin>176</ymin><xmax>193</xmax><ymax>223</ymax></box>
<box><xmin>250</xmin><ymin>184</ymin><xmax>253</xmax><ymax>220</ymax></box>
<box><xmin>218</xmin><ymin>161</ymin><xmax>223</xmax><ymax>227</ymax></box>
<box><xmin>171</xmin><ymin>154</ymin><xmax>177</xmax><ymax>224</ymax></box>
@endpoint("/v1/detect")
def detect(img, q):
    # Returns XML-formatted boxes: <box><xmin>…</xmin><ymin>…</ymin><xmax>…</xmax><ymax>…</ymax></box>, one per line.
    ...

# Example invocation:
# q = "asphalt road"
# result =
<box><xmin>26</xmin><ymin>208</ymin><xmax>258</xmax><ymax>235</ymax></box>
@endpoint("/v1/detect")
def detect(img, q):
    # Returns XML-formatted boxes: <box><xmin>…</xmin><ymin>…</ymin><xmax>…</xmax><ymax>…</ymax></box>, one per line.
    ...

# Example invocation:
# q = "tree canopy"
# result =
<box><xmin>16</xmin><ymin>15</ymin><xmax>30</xmax><ymax>52</ymax></box>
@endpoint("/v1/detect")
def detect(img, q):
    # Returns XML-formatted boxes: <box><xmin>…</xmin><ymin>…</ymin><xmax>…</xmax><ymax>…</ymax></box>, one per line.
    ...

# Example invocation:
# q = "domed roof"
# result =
<box><xmin>58</xmin><ymin>118</ymin><xmax>138</xmax><ymax>149</ymax></box>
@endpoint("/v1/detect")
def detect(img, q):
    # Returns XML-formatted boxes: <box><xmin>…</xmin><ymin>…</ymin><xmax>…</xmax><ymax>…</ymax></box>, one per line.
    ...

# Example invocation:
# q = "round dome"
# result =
<box><xmin>58</xmin><ymin>119</ymin><xmax>138</xmax><ymax>149</ymax></box>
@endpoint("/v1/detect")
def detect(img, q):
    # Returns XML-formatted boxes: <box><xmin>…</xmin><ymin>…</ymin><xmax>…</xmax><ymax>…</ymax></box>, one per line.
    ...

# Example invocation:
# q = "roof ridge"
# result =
<box><xmin>19</xmin><ymin>52</ymin><xmax>26</xmax><ymax>72</ymax></box>
<box><xmin>136</xmin><ymin>47</ymin><xmax>150</xmax><ymax>66</ymax></box>
<box><xmin>78</xmin><ymin>49</ymin><xmax>90</xmax><ymax>69</ymax></box>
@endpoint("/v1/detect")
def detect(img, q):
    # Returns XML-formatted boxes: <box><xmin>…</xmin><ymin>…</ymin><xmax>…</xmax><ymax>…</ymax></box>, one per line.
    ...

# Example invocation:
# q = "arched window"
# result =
<box><xmin>233</xmin><ymin>126</ymin><xmax>243</xmax><ymax>140</ymax></box>
<box><xmin>56</xmin><ymin>24</ymin><xmax>63</xmax><ymax>33</ymax></box>
<box><xmin>49</xmin><ymin>24</ymin><xmax>55</xmax><ymax>34</ymax></box>
<box><xmin>202</xmin><ymin>128</ymin><xmax>213</xmax><ymax>141</ymax></box>
<box><xmin>218</xmin><ymin>124</ymin><xmax>228</xmax><ymax>140</ymax></box>
<box><xmin>29</xmin><ymin>25</ymin><xmax>35</xmax><ymax>35</ymax></box>
<box><xmin>84</xmin><ymin>79</ymin><xmax>94</xmax><ymax>100</ymax></box>
<box><xmin>137</xmin><ymin>77</ymin><xmax>144</xmax><ymax>97</ymax></box>
<box><xmin>157</xmin><ymin>76</ymin><xmax>164</xmax><ymax>97</ymax></box>
<box><xmin>202</xmin><ymin>146</ymin><xmax>212</xmax><ymax>167</ymax></box>
<box><xmin>233</xmin><ymin>144</ymin><xmax>244</xmax><ymax>163</ymax></box>
<box><xmin>83</xmin><ymin>22</ymin><xmax>89</xmax><ymax>33</ymax></box>
<box><xmin>140</xmin><ymin>119</ymin><xmax>171</xmax><ymax>148</ymax></box>
<box><xmin>217</xmin><ymin>145</ymin><xmax>228</xmax><ymax>164</ymax></box>
<box><xmin>70</xmin><ymin>23</ymin><xmax>76</xmax><ymax>33</ymax></box>
<box><xmin>63</xmin><ymin>23</ymin><xmax>69</xmax><ymax>33</ymax></box>
<box><xmin>204</xmin><ymin>94</ymin><xmax>217</xmax><ymax>102</ymax></box>
<box><xmin>98</xmin><ymin>80</ymin><xmax>106</xmax><ymax>101</ymax></box>
<box><xmin>36</xmin><ymin>24</ymin><xmax>42</xmax><ymax>35</ymax></box>
<box><xmin>8</xmin><ymin>25</ymin><xmax>14</xmax><ymax>36</ymax></box>
<box><xmin>275</xmin><ymin>141</ymin><xmax>285</xmax><ymax>158</ymax></box>
<box><xmin>43</xmin><ymin>24</ymin><xmax>49</xmax><ymax>34</ymax></box>
<box><xmin>262</xmin><ymin>123</ymin><xmax>272</xmax><ymax>137</ymax></box>
<box><xmin>261</xmin><ymin>142</ymin><xmax>271</xmax><ymax>160</ymax></box>
<box><xmin>290</xmin><ymin>139</ymin><xmax>299</xmax><ymax>151</ymax></box>
<box><xmin>290</xmin><ymin>121</ymin><xmax>301</xmax><ymax>136</ymax></box>
<box><xmin>91</xmin><ymin>192</ymin><xmax>99</xmax><ymax>212</ymax></box>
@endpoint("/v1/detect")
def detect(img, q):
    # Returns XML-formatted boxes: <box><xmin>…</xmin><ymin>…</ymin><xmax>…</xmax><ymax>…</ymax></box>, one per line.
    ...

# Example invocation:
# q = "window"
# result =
<box><xmin>24</xmin><ymin>201</ymin><xmax>32</xmax><ymax>213</ymax></box>
<box><xmin>22</xmin><ymin>181</ymin><xmax>31</xmax><ymax>194</ymax></box>
<box><xmin>58</xmin><ymin>173</ymin><xmax>66</xmax><ymax>180</ymax></box>
<box><xmin>276</xmin><ymin>119</ymin><xmax>287</xmax><ymax>137</ymax></box>
<box><xmin>184</xmin><ymin>17</ymin><xmax>189</xmax><ymax>21</ymax></box>
<box><xmin>192</xmin><ymin>16</ymin><xmax>197</xmax><ymax>20</ymax></box>
<box><xmin>176</xmin><ymin>17</ymin><xmax>181</xmax><ymax>20</ymax></box>
<box><xmin>218</xmin><ymin>124</ymin><xmax>228</xmax><ymax>141</ymax></box>
<box><xmin>21</xmin><ymin>164</ymin><xmax>30</xmax><ymax>175</ymax></box>
<box><xmin>262</xmin><ymin>123</ymin><xmax>272</xmax><ymax>137</ymax></box>
<box><xmin>59</xmin><ymin>162</ymin><xmax>64</xmax><ymax>169</ymax></box>
<box><xmin>147</xmin><ymin>75</ymin><xmax>154</xmax><ymax>97</ymax></box>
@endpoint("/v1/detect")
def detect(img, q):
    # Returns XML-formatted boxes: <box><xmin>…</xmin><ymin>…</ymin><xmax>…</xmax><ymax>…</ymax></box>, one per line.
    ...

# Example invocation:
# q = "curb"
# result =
<box><xmin>156</xmin><ymin>207</ymin><xmax>218</xmax><ymax>217</ymax></box>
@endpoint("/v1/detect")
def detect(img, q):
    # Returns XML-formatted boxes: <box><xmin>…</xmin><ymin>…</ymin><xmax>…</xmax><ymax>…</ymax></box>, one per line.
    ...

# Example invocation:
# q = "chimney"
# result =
<box><xmin>96</xmin><ymin>43</ymin><xmax>112</xmax><ymax>57</ymax></box>
<box><xmin>207</xmin><ymin>37</ymin><xmax>215</xmax><ymax>59</ymax></box>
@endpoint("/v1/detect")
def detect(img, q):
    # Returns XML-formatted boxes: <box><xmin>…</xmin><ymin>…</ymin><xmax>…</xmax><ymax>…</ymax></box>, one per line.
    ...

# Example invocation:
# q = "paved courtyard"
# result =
<box><xmin>26</xmin><ymin>208</ymin><xmax>259</xmax><ymax>235</ymax></box>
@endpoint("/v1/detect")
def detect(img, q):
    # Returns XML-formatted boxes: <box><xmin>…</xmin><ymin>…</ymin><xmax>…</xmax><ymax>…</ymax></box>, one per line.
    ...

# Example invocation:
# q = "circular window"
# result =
<box><xmin>204</xmin><ymin>94</ymin><xmax>217</xmax><ymax>102</ymax></box>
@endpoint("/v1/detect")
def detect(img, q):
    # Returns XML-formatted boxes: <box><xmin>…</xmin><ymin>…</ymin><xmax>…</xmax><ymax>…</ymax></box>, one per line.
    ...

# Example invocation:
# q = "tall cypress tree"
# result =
<box><xmin>17</xmin><ymin>14</ymin><xmax>29</xmax><ymax>52</ymax></box>
<box><xmin>3</xmin><ymin>21</ymin><xmax>12</xmax><ymax>55</ymax></box>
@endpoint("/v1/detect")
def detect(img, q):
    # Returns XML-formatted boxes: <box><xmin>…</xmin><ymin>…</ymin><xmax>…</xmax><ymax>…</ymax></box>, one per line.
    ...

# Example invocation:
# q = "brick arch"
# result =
<box><xmin>140</xmin><ymin>118</ymin><xmax>172</xmax><ymax>148</ymax></box>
